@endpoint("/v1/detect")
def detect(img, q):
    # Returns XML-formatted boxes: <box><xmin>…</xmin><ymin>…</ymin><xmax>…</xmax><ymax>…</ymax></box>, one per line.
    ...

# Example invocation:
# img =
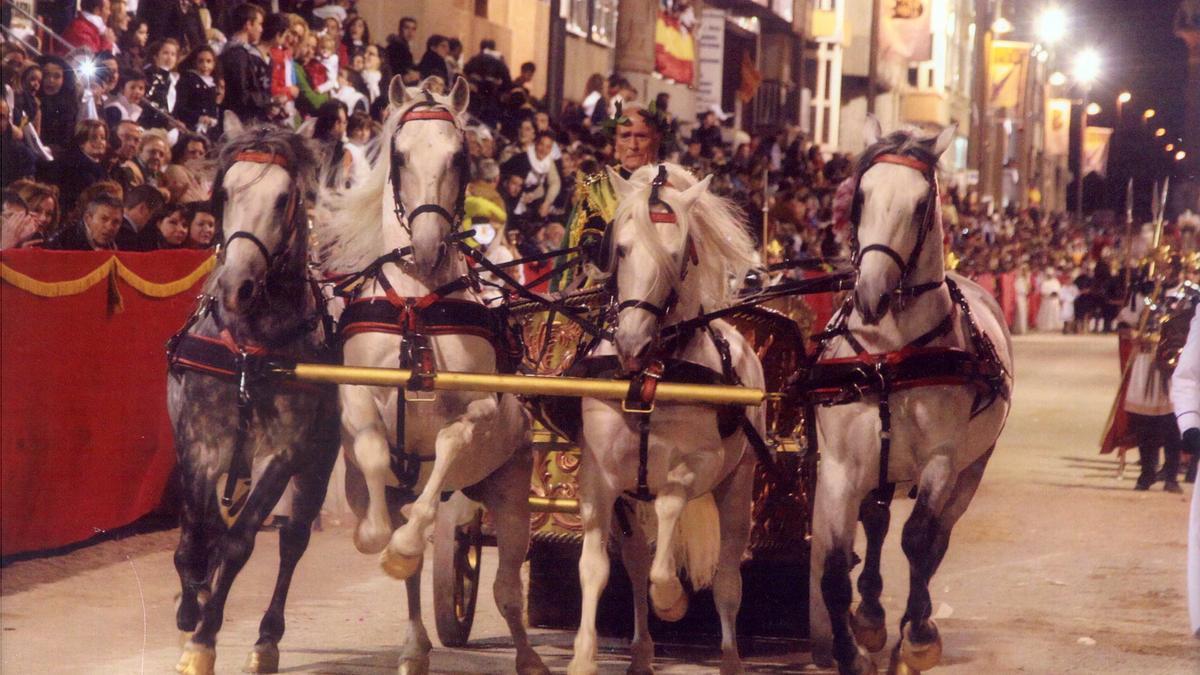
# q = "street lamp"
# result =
<box><xmin>1144</xmin><ymin>108</ymin><xmax>1156</xmax><ymax>122</ymax></box>
<box><xmin>1167</xmin><ymin>143</ymin><xmax>1176</xmax><ymax>152</ymax></box>
<box><xmin>1178</xmin><ymin>151</ymin><xmax>1188</xmax><ymax>162</ymax></box>
<box><xmin>1037</xmin><ymin>6</ymin><xmax>1068</xmax><ymax>45</ymax></box>
<box><xmin>1117</xmin><ymin>92</ymin><xmax>1131</xmax><ymax>128</ymax></box>
<box><xmin>1156</xmin><ymin>127</ymin><xmax>1167</xmax><ymax>137</ymax></box>
<box><xmin>1073</xmin><ymin>49</ymin><xmax>1102</xmax><ymax>222</ymax></box>
<box><xmin>1086</xmin><ymin>102</ymin><xmax>1102</xmax><ymax>116</ymax></box>
<box><xmin>1073</xmin><ymin>49</ymin><xmax>1102</xmax><ymax>87</ymax></box>
<box><xmin>1049</xmin><ymin>71</ymin><xmax>1068</xmax><ymax>87</ymax></box>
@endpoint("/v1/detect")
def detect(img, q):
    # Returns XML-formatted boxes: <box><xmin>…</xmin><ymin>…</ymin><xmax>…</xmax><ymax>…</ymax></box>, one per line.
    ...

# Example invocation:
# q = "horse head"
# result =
<box><xmin>852</xmin><ymin>116</ymin><xmax>956</xmax><ymax>325</ymax></box>
<box><xmin>211</xmin><ymin>113</ymin><xmax>316</xmax><ymax>325</ymax></box>
<box><xmin>607</xmin><ymin>164</ymin><xmax>755</xmax><ymax>373</ymax></box>
<box><xmin>387</xmin><ymin>75</ymin><xmax>470</xmax><ymax>276</ymax></box>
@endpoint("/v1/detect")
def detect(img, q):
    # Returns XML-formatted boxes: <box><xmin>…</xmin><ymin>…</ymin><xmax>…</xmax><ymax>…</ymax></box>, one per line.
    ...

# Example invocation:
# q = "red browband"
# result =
<box><xmin>401</xmin><ymin>109</ymin><xmax>457</xmax><ymax>124</ymax></box>
<box><xmin>234</xmin><ymin>151</ymin><xmax>290</xmax><ymax>169</ymax></box>
<box><xmin>873</xmin><ymin>153</ymin><xmax>932</xmax><ymax>175</ymax></box>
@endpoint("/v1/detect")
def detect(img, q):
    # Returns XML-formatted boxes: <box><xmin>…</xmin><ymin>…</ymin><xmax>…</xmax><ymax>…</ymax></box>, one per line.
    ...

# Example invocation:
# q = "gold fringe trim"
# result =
<box><xmin>1</xmin><ymin>255</ymin><xmax>215</xmax><ymax>299</ymax></box>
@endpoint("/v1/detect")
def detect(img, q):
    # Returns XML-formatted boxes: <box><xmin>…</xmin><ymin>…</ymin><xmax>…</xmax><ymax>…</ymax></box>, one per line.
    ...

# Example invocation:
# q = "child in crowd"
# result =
<box><xmin>143</xmin><ymin>39</ymin><xmax>180</xmax><ymax>114</ymax></box>
<box><xmin>174</xmin><ymin>46</ymin><xmax>220</xmax><ymax>137</ymax></box>
<box><xmin>306</xmin><ymin>34</ymin><xmax>339</xmax><ymax>95</ymax></box>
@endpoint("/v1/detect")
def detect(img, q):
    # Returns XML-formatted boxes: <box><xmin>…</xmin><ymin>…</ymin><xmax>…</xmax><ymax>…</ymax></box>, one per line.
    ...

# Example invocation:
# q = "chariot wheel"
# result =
<box><xmin>433</xmin><ymin>504</ymin><xmax>483</xmax><ymax>647</ymax></box>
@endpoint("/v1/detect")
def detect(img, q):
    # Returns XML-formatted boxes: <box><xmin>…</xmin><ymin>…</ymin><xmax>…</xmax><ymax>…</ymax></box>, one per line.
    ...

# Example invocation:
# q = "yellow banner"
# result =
<box><xmin>990</xmin><ymin>41</ymin><xmax>1032</xmax><ymax>112</ymax></box>
<box><xmin>1083</xmin><ymin>127</ymin><xmax>1113</xmax><ymax>178</ymax></box>
<box><xmin>1045</xmin><ymin>98</ymin><xmax>1072</xmax><ymax>156</ymax></box>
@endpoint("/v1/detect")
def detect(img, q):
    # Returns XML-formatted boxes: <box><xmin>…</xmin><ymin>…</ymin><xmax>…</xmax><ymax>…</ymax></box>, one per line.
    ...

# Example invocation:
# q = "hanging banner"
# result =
<box><xmin>1083</xmin><ymin>127</ymin><xmax>1114</xmax><ymax>177</ymax></box>
<box><xmin>1045</xmin><ymin>98</ymin><xmax>1072</xmax><ymax>156</ymax></box>
<box><xmin>695</xmin><ymin>9</ymin><xmax>725</xmax><ymax>113</ymax></box>
<box><xmin>879</xmin><ymin>0</ymin><xmax>932</xmax><ymax>63</ymax></box>
<box><xmin>738</xmin><ymin>50</ymin><xmax>762</xmax><ymax>104</ymax></box>
<box><xmin>655</xmin><ymin>1</ymin><xmax>696</xmax><ymax>86</ymax></box>
<box><xmin>989</xmin><ymin>40</ymin><xmax>1032</xmax><ymax>112</ymax></box>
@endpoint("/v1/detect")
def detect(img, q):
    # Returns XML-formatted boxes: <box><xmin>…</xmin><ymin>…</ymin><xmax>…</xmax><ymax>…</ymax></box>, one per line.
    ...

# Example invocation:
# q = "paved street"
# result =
<box><xmin>2</xmin><ymin>334</ymin><xmax>1196</xmax><ymax>674</ymax></box>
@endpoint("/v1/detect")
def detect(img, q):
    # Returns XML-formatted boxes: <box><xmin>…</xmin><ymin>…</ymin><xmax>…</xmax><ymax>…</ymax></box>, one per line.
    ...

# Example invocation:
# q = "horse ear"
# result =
<box><xmin>930</xmin><ymin>123</ymin><xmax>957</xmax><ymax>157</ymax></box>
<box><xmin>388</xmin><ymin>74</ymin><xmax>413</xmax><ymax>108</ymax></box>
<box><xmin>677</xmin><ymin>175</ymin><xmax>712</xmax><ymax>211</ymax></box>
<box><xmin>449</xmin><ymin>76</ymin><xmax>470</xmax><ymax>117</ymax></box>
<box><xmin>296</xmin><ymin>118</ymin><xmax>317</xmax><ymax>139</ymax></box>
<box><xmin>223</xmin><ymin>110</ymin><xmax>244</xmax><ymax>137</ymax></box>
<box><xmin>607</xmin><ymin>166</ymin><xmax>634</xmax><ymax>201</ymax></box>
<box><xmin>864</xmin><ymin>114</ymin><xmax>882</xmax><ymax>147</ymax></box>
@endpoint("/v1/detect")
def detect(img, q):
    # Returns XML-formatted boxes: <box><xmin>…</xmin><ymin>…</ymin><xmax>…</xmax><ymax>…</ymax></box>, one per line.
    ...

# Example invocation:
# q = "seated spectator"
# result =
<box><xmin>103</xmin><ymin>69</ymin><xmax>172</xmax><ymax>131</ymax></box>
<box><xmin>35</xmin><ymin>55</ymin><xmax>79</xmax><ymax>154</ymax></box>
<box><xmin>9</xmin><ymin>179</ymin><xmax>61</xmax><ymax>244</ymax></box>
<box><xmin>61</xmin><ymin>0</ymin><xmax>116</xmax><ymax>55</ymax></box>
<box><xmin>333</xmin><ymin>67</ymin><xmax>368</xmax><ymax>115</ymax></box>
<box><xmin>116</xmin><ymin>183</ymin><xmax>165</xmax><ymax>251</ymax></box>
<box><xmin>184</xmin><ymin>201</ymin><xmax>217</xmax><ymax>248</ymax></box>
<box><xmin>45</xmin><ymin>192</ymin><xmax>123</xmax><ymax>250</ymax></box>
<box><xmin>160</xmin><ymin>164</ymin><xmax>205</xmax><ymax>204</ymax></box>
<box><xmin>174</xmin><ymin>46</ymin><xmax>220</xmax><ymax>136</ymax></box>
<box><xmin>360</xmin><ymin>44</ymin><xmax>388</xmax><ymax>108</ymax></box>
<box><xmin>172</xmin><ymin>133</ymin><xmax>210</xmax><ymax>164</ymax></box>
<box><xmin>114</xmin><ymin>128</ymin><xmax>170</xmax><ymax>191</ymax></box>
<box><xmin>1</xmin><ymin>99</ymin><xmax>37</xmax><ymax>187</ymax></box>
<box><xmin>385</xmin><ymin>16</ymin><xmax>417</xmax><ymax>79</ymax></box>
<box><xmin>346</xmin><ymin>110</ymin><xmax>372</xmax><ymax>145</ymax></box>
<box><xmin>12</xmin><ymin>64</ymin><xmax>43</xmax><ymax>131</ymax></box>
<box><xmin>342</xmin><ymin>16</ymin><xmax>370</xmax><ymax>60</ymax></box>
<box><xmin>291</xmin><ymin>32</ymin><xmax>329</xmax><ymax>117</ymax></box>
<box><xmin>1</xmin><ymin>190</ymin><xmax>38</xmax><ymax>249</ymax></box>
<box><xmin>143</xmin><ymin>39</ymin><xmax>181</xmax><ymax>114</ymax></box>
<box><xmin>152</xmin><ymin>202</ymin><xmax>190</xmax><ymax>248</ymax></box>
<box><xmin>108</xmin><ymin>119</ymin><xmax>144</xmax><ymax>171</ymax></box>
<box><xmin>53</xmin><ymin>120</ymin><xmax>110</xmax><ymax>213</ymax></box>
<box><xmin>306</xmin><ymin>33</ymin><xmax>339</xmax><ymax>95</ymax></box>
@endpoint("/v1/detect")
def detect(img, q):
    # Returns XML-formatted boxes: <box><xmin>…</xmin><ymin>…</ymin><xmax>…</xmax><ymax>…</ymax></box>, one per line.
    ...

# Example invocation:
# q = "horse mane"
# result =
<box><xmin>613</xmin><ymin>163</ymin><xmax>760</xmax><ymax>309</ymax></box>
<box><xmin>315</xmin><ymin>86</ymin><xmax>466</xmax><ymax>275</ymax></box>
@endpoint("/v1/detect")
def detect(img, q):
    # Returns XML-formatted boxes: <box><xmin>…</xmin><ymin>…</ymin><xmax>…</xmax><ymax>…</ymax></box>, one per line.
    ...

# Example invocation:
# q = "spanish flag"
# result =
<box><xmin>655</xmin><ymin>11</ymin><xmax>695</xmax><ymax>85</ymax></box>
<box><xmin>738</xmin><ymin>51</ymin><xmax>761</xmax><ymax>104</ymax></box>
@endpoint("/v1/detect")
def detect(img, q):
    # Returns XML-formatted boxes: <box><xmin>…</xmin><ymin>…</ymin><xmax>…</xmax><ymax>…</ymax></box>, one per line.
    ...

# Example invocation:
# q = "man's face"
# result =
<box><xmin>96</xmin><ymin>0</ymin><xmax>111</xmax><ymax>21</ymax></box>
<box><xmin>126</xmin><ymin>202</ymin><xmax>151</xmax><ymax>226</ymax></box>
<box><xmin>140</xmin><ymin>139</ymin><xmax>168</xmax><ymax>173</ymax></box>
<box><xmin>117</xmin><ymin>123</ymin><xmax>142</xmax><ymax>159</ymax></box>
<box><xmin>246</xmin><ymin>13</ymin><xmax>264</xmax><ymax>44</ymax></box>
<box><xmin>614</xmin><ymin>115</ymin><xmax>659</xmax><ymax>172</ymax></box>
<box><xmin>401</xmin><ymin>21</ymin><xmax>417</xmax><ymax>41</ymax></box>
<box><xmin>85</xmin><ymin>204</ymin><xmax>123</xmax><ymax>245</ymax></box>
<box><xmin>434</xmin><ymin>41</ymin><xmax>450</xmax><ymax>58</ymax></box>
<box><xmin>504</xmin><ymin>175</ymin><xmax>524</xmax><ymax>197</ymax></box>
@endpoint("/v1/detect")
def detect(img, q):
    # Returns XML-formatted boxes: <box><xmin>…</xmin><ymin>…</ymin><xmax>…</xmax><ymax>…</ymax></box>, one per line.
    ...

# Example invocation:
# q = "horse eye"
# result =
<box><xmin>617</xmin><ymin>245</ymin><xmax>627</xmax><ymax>259</ymax></box>
<box><xmin>275</xmin><ymin>195</ymin><xmax>289</xmax><ymax>210</ymax></box>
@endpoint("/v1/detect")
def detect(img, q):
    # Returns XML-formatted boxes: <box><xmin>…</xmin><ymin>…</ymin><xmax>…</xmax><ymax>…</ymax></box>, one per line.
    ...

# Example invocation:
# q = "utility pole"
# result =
<box><xmin>867</xmin><ymin>0</ymin><xmax>880</xmax><ymax>115</ymax></box>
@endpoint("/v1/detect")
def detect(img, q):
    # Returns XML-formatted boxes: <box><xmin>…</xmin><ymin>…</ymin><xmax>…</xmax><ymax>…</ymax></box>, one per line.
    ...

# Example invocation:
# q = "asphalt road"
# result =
<box><xmin>1</xmin><ymin>334</ymin><xmax>1196</xmax><ymax>674</ymax></box>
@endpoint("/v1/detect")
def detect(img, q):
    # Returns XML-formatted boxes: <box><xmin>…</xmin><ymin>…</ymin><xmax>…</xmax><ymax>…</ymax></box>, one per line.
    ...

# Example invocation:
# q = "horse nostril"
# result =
<box><xmin>236</xmin><ymin>280</ymin><xmax>255</xmax><ymax>302</ymax></box>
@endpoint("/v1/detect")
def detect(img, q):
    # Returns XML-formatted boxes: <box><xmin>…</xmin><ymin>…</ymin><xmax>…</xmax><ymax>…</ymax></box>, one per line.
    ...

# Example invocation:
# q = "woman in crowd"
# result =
<box><xmin>360</xmin><ymin>44</ymin><xmax>388</xmax><ymax>109</ymax></box>
<box><xmin>143</xmin><ymin>38</ymin><xmax>181</xmax><ymax>115</ymax></box>
<box><xmin>153</xmin><ymin>203</ymin><xmax>191</xmax><ymax>249</ymax></box>
<box><xmin>9</xmin><ymin>179</ymin><xmax>60</xmax><ymax>244</ymax></box>
<box><xmin>183</xmin><ymin>201</ymin><xmax>216</xmax><ymax>249</ymax></box>
<box><xmin>35</xmin><ymin>55</ymin><xmax>78</xmax><ymax>154</ymax></box>
<box><xmin>117</xmin><ymin>19</ymin><xmax>150</xmax><ymax>73</ymax></box>
<box><xmin>11</xmin><ymin>64</ymin><xmax>43</xmax><ymax>132</ymax></box>
<box><xmin>54</xmin><ymin>120</ymin><xmax>109</xmax><ymax>213</ymax></box>
<box><xmin>342</xmin><ymin>16</ymin><xmax>370</xmax><ymax>60</ymax></box>
<box><xmin>172</xmin><ymin>133</ymin><xmax>210</xmax><ymax>165</ymax></box>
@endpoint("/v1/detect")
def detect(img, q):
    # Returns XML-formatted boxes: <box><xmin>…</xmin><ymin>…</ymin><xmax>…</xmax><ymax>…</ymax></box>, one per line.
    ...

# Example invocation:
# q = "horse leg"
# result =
<box><xmin>383</xmin><ymin>397</ymin><xmax>500</xmax><ymax>580</ymax></box>
<box><xmin>615</xmin><ymin>500</ymin><xmax>655</xmax><ymax>675</ymax></box>
<box><xmin>712</xmin><ymin>456</ymin><xmax>755</xmax><ymax>675</ymax></box>
<box><xmin>809</xmin><ymin>458</ymin><xmax>875</xmax><ymax>675</ymax></box>
<box><xmin>399</xmin><ymin>558</ymin><xmax>433</xmax><ymax>675</ymax></box>
<box><xmin>479</xmin><ymin>447</ymin><xmax>549</xmax><ymax>675</ymax></box>
<box><xmin>853</xmin><ymin>486</ymin><xmax>893</xmax><ymax>653</ymax></box>
<box><xmin>343</xmin><ymin>385</ymin><xmax>395</xmax><ymax>554</ymax></box>
<box><xmin>567</xmin><ymin>466</ymin><xmax>618</xmax><ymax>675</ymax></box>
<box><xmin>174</xmin><ymin>460</ymin><xmax>212</xmax><ymax>642</ymax></box>
<box><xmin>246</xmin><ymin>441</ymin><xmax>338</xmax><ymax>673</ymax></box>
<box><xmin>647</xmin><ymin>482</ymin><xmax>691</xmax><ymax>622</ymax></box>
<box><xmin>896</xmin><ymin>448</ymin><xmax>993</xmax><ymax>673</ymax></box>
<box><xmin>178</xmin><ymin>458</ymin><xmax>295</xmax><ymax>675</ymax></box>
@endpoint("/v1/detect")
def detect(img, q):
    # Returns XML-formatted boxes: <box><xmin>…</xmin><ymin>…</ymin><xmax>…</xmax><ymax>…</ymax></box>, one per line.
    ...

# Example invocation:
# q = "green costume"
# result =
<box><xmin>553</xmin><ymin>167</ymin><xmax>626</xmax><ymax>291</ymax></box>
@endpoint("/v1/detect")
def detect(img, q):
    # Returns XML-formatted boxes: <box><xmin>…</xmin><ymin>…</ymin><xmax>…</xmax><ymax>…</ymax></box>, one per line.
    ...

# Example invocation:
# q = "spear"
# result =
<box><xmin>1122</xmin><ymin>178</ymin><xmax>1134</xmax><ymax>293</ymax></box>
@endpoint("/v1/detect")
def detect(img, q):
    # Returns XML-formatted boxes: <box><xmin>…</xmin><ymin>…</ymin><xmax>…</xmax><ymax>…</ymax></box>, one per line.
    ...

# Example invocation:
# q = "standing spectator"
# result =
<box><xmin>292</xmin><ymin>33</ymin><xmax>330</xmax><ymax>117</ymax></box>
<box><xmin>512</xmin><ymin>61</ymin><xmax>536</xmax><ymax>91</ymax></box>
<box><xmin>463</xmin><ymin>39</ymin><xmax>510</xmax><ymax>127</ymax></box>
<box><xmin>53</xmin><ymin>120</ymin><xmax>109</xmax><ymax>212</ymax></box>
<box><xmin>306</xmin><ymin>34</ymin><xmax>339</xmax><ymax>95</ymax></box>
<box><xmin>115</xmin><ymin>183</ymin><xmax>164</xmax><ymax>250</ymax></box>
<box><xmin>184</xmin><ymin>200</ymin><xmax>217</xmax><ymax>248</ymax></box>
<box><xmin>45</xmin><ymin>192</ymin><xmax>124</xmax><ymax>250</ymax></box>
<box><xmin>103</xmin><ymin>69</ymin><xmax>172</xmax><ymax>131</ymax></box>
<box><xmin>1</xmin><ymin>100</ymin><xmax>37</xmax><ymax>187</ymax></box>
<box><xmin>446</xmin><ymin>38</ymin><xmax>463</xmax><ymax>83</ymax></box>
<box><xmin>36</xmin><ymin>55</ymin><xmax>79</xmax><ymax>154</ymax></box>
<box><xmin>418</xmin><ymin>35</ymin><xmax>450</xmax><ymax>86</ymax></box>
<box><xmin>359</xmin><ymin>44</ymin><xmax>388</xmax><ymax>107</ymax></box>
<box><xmin>175</xmin><ymin>46</ymin><xmax>220</xmax><ymax>135</ymax></box>
<box><xmin>264</xmin><ymin>14</ymin><xmax>300</xmax><ymax>117</ymax></box>
<box><xmin>579</xmin><ymin>73</ymin><xmax>604</xmax><ymax>123</ymax></box>
<box><xmin>219</xmin><ymin>2</ymin><xmax>274</xmax><ymax>123</ymax></box>
<box><xmin>62</xmin><ymin>0</ymin><xmax>116</xmax><ymax>55</ymax></box>
<box><xmin>142</xmin><ymin>0</ymin><xmax>206</xmax><ymax>55</ymax></box>
<box><xmin>117</xmin><ymin>19</ymin><xmax>150</xmax><ymax>72</ymax></box>
<box><xmin>107</xmin><ymin>0</ymin><xmax>131</xmax><ymax>45</ymax></box>
<box><xmin>385</xmin><ymin>17</ymin><xmax>417</xmax><ymax>79</ymax></box>
<box><xmin>144</xmin><ymin>39</ymin><xmax>181</xmax><ymax>115</ymax></box>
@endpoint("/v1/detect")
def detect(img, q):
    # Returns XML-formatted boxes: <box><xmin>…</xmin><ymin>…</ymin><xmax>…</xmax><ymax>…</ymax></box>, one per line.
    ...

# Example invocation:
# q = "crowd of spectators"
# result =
<box><xmin>2</xmin><ymin>0</ymin><xmax>1191</xmax><ymax>344</ymax></box>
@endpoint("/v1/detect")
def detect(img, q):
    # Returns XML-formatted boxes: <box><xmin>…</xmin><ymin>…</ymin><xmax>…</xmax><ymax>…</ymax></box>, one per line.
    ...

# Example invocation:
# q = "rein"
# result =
<box><xmin>389</xmin><ymin>93</ymin><xmax>470</xmax><ymax>242</ymax></box>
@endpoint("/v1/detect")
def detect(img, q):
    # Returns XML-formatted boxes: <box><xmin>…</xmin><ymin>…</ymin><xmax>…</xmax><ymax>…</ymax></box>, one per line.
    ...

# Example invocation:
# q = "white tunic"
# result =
<box><xmin>1169</xmin><ymin>310</ymin><xmax>1200</xmax><ymax>637</ymax></box>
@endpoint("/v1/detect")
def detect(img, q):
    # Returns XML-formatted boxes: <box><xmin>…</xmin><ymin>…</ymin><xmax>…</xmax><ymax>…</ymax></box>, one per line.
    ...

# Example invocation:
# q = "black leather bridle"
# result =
<box><xmin>848</xmin><ymin>153</ymin><xmax>944</xmax><ymax>303</ymax></box>
<box><xmin>388</xmin><ymin>92</ymin><xmax>470</xmax><ymax>239</ymax></box>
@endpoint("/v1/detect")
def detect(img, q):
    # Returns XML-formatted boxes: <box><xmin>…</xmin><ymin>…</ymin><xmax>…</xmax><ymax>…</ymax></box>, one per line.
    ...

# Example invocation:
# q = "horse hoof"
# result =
<box><xmin>852</xmin><ymin>608</ymin><xmax>888</xmax><ymax>652</ymax></box>
<box><xmin>517</xmin><ymin>653</ymin><xmax>552</xmax><ymax>675</ymax></box>
<box><xmin>243</xmin><ymin>642</ymin><xmax>280</xmax><ymax>673</ymax></box>
<box><xmin>626</xmin><ymin>666</ymin><xmax>655</xmax><ymax>675</ymax></box>
<box><xmin>380</xmin><ymin>548</ymin><xmax>422</xmax><ymax>580</ymax></box>
<box><xmin>900</xmin><ymin>621</ymin><xmax>942</xmax><ymax>671</ymax></box>
<box><xmin>354</xmin><ymin>522</ymin><xmax>389</xmax><ymax>554</ymax></box>
<box><xmin>718</xmin><ymin>656</ymin><xmax>743</xmax><ymax>675</ymax></box>
<box><xmin>566</xmin><ymin>660</ymin><xmax>598</xmax><ymax>675</ymax></box>
<box><xmin>650</xmin><ymin>579</ymin><xmax>688</xmax><ymax>622</ymax></box>
<box><xmin>176</xmin><ymin>644</ymin><xmax>216</xmax><ymax>675</ymax></box>
<box><xmin>887</xmin><ymin>659</ymin><xmax>920</xmax><ymax>675</ymax></box>
<box><xmin>398</xmin><ymin>655</ymin><xmax>430</xmax><ymax>675</ymax></box>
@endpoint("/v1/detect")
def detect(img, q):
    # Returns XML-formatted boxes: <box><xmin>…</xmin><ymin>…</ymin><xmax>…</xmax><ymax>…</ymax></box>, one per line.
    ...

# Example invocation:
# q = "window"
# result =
<box><xmin>475</xmin><ymin>0</ymin><xmax>488</xmax><ymax>18</ymax></box>
<box><xmin>565</xmin><ymin>0</ymin><xmax>619</xmax><ymax>47</ymax></box>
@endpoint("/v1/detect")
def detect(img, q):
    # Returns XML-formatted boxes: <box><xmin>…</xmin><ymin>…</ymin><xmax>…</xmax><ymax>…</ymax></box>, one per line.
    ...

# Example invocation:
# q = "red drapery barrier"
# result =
<box><xmin>1</xmin><ymin>249</ymin><xmax>212</xmax><ymax>555</ymax></box>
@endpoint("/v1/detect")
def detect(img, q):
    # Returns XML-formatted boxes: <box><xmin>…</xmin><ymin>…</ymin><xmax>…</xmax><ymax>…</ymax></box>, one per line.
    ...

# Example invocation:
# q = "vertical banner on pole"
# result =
<box><xmin>989</xmin><ymin>41</ymin><xmax>1032</xmax><ymax>113</ymax></box>
<box><xmin>1044</xmin><ymin>98</ymin><xmax>1072</xmax><ymax>156</ymax></box>
<box><xmin>1083</xmin><ymin>127</ymin><xmax>1114</xmax><ymax>178</ymax></box>
<box><xmin>879</xmin><ymin>0</ymin><xmax>932</xmax><ymax>63</ymax></box>
<box><xmin>695</xmin><ymin>9</ymin><xmax>726</xmax><ymax>113</ymax></box>
<box><xmin>655</xmin><ymin>0</ymin><xmax>697</xmax><ymax>85</ymax></box>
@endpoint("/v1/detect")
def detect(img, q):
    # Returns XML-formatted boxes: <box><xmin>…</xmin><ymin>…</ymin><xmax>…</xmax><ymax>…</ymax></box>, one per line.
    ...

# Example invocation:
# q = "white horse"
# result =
<box><xmin>809</xmin><ymin>119</ymin><xmax>1013</xmax><ymax>674</ymax></box>
<box><xmin>317</xmin><ymin>76</ymin><xmax>546</xmax><ymax>675</ymax></box>
<box><xmin>567</xmin><ymin>163</ymin><xmax>763</xmax><ymax>675</ymax></box>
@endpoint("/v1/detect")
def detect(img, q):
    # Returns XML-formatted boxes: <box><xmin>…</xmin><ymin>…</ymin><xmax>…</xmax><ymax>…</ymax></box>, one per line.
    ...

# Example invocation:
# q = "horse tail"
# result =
<box><xmin>674</xmin><ymin>493</ymin><xmax>721</xmax><ymax>590</ymax></box>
